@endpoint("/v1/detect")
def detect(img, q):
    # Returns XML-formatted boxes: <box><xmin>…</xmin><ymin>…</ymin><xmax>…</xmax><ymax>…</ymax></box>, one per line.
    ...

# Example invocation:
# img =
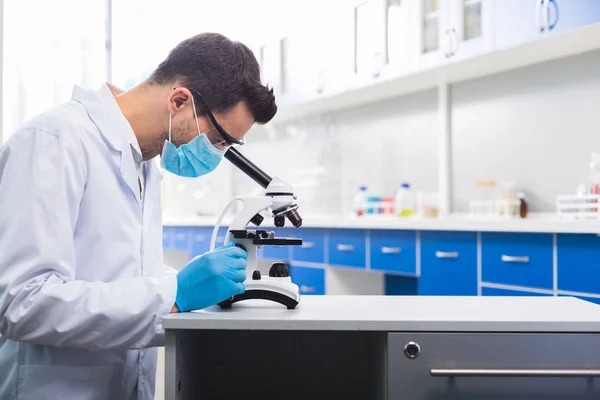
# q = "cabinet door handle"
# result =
<box><xmin>431</xmin><ymin>369</ymin><xmax>600</xmax><ymax>378</ymax></box>
<box><xmin>501</xmin><ymin>255</ymin><xmax>530</xmax><ymax>263</ymax></box>
<box><xmin>300</xmin><ymin>285</ymin><xmax>316</xmax><ymax>294</ymax></box>
<box><xmin>176</xmin><ymin>233</ymin><xmax>186</xmax><ymax>241</ymax></box>
<box><xmin>301</xmin><ymin>242</ymin><xmax>316</xmax><ymax>249</ymax></box>
<box><xmin>443</xmin><ymin>29</ymin><xmax>453</xmax><ymax>57</ymax></box>
<box><xmin>336</xmin><ymin>244</ymin><xmax>355</xmax><ymax>252</ymax></box>
<box><xmin>195</xmin><ymin>235</ymin><xmax>205</xmax><ymax>242</ymax></box>
<box><xmin>450</xmin><ymin>28</ymin><xmax>459</xmax><ymax>56</ymax></box>
<box><xmin>435</xmin><ymin>251</ymin><xmax>459</xmax><ymax>259</ymax></box>
<box><xmin>543</xmin><ymin>0</ymin><xmax>559</xmax><ymax>31</ymax></box>
<box><xmin>535</xmin><ymin>0</ymin><xmax>544</xmax><ymax>32</ymax></box>
<box><xmin>381</xmin><ymin>247</ymin><xmax>402</xmax><ymax>255</ymax></box>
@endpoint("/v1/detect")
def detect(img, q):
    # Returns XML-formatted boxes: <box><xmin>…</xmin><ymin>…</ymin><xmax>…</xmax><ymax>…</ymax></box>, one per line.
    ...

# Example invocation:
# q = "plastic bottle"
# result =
<box><xmin>354</xmin><ymin>186</ymin><xmax>368</xmax><ymax>217</ymax></box>
<box><xmin>395</xmin><ymin>183</ymin><xmax>415</xmax><ymax>217</ymax></box>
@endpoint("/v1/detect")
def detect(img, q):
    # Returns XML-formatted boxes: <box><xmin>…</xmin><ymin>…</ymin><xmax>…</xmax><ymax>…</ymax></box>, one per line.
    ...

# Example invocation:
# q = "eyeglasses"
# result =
<box><xmin>193</xmin><ymin>91</ymin><xmax>245</xmax><ymax>147</ymax></box>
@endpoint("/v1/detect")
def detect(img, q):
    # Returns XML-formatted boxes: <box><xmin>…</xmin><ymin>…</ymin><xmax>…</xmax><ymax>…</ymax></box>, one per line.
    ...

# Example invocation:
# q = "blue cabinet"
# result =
<box><xmin>173</xmin><ymin>227</ymin><xmax>193</xmax><ymax>251</ymax></box>
<box><xmin>419</xmin><ymin>231</ymin><xmax>478</xmax><ymax>296</ymax></box>
<box><xmin>369</xmin><ymin>230</ymin><xmax>417</xmax><ymax>275</ymax></box>
<box><xmin>482</xmin><ymin>233</ymin><xmax>553</xmax><ymax>290</ymax></box>
<box><xmin>290</xmin><ymin>265</ymin><xmax>325</xmax><ymax>295</ymax></box>
<box><xmin>482</xmin><ymin>287</ymin><xmax>552</xmax><ymax>296</ymax></box>
<box><xmin>291</xmin><ymin>229</ymin><xmax>325</xmax><ymax>264</ymax></box>
<box><xmin>327</xmin><ymin>229</ymin><xmax>367</xmax><ymax>269</ymax></box>
<box><xmin>557</xmin><ymin>234</ymin><xmax>600</xmax><ymax>294</ymax></box>
<box><xmin>190</xmin><ymin>227</ymin><xmax>212</xmax><ymax>257</ymax></box>
<box><xmin>163</xmin><ymin>227</ymin><xmax>174</xmax><ymax>250</ymax></box>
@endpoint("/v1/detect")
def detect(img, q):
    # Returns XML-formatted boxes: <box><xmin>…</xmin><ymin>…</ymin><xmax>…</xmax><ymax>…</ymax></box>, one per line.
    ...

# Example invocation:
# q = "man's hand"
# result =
<box><xmin>173</xmin><ymin>243</ymin><xmax>247</xmax><ymax>312</ymax></box>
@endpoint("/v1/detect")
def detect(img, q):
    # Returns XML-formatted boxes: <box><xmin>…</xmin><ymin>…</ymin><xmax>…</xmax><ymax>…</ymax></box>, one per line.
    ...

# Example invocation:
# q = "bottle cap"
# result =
<box><xmin>401</xmin><ymin>183</ymin><xmax>410</xmax><ymax>189</ymax></box>
<box><xmin>359</xmin><ymin>185</ymin><xmax>367</xmax><ymax>191</ymax></box>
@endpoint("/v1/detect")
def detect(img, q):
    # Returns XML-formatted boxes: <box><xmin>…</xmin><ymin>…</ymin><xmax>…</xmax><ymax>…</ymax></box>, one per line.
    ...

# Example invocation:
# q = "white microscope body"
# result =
<box><xmin>210</xmin><ymin>148</ymin><xmax>303</xmax><ymax>309</ymax></box>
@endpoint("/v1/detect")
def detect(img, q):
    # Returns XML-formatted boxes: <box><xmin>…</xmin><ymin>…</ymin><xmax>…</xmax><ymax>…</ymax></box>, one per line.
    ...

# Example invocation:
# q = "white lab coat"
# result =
<box><xmin>0</xmin><ymin>84</ymin><xmax>178</xmax><ymax>399</ymax></box>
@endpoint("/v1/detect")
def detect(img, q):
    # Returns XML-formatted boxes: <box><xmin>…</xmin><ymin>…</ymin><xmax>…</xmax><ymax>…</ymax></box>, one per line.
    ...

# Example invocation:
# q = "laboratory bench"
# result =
<box><xmin>162</xmin><ymin>215</ymin><xmax>600</xmax><ymax>305</ymax></box>
<box><xmin>163</xmin><ymin>295</ymin><xmax>600</xmax><ymax>400</ymax></box>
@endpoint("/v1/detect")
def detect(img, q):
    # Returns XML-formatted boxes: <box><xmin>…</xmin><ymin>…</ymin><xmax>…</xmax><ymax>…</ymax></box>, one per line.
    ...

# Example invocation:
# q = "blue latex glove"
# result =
<box><xmin>175</xmin><ymin>243</ymin><xmax>247</xmax><ymax>312</ymax></box>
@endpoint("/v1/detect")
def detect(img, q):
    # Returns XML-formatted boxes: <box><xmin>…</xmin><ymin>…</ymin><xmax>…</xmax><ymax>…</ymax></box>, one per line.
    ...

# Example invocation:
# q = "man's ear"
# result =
<box><xmin>167</xmin><ymin>87</ymin><xmax>192</xmax><ymax>115</ymax></box>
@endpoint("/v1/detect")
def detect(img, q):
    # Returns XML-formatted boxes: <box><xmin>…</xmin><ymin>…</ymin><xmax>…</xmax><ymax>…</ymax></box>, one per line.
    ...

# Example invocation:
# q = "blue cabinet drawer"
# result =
<box><xmin>482</xmin><ymin>287</ymin><xmax>552</xmax><ymax>297</ymax></box>
<box><xmin>482</xmin><ymin>233</ymin><xmax>553</xmax><ymax>290</ymax></box>
<box><xmin>173</xmin><ymin>227</ymin><xmax>193</xmax><ymax>251</ymax></box>
<box><xmin>369</xmin><ymin>230</ymin><xmax>416</xmax><ymax>275</ymax></box>
<box><xmin>290</xmin><ymin>265</ymin><xmax>325</xmax><ymax>295</ymax></box>
<box><xmin>327</xmin><ymin>229</ymin><xmax>367</xmax><ymax>268</ymax></box>
<box><xmin>162</xmin><ymin>227</ymin><xmax>174</xmax><ymax>249</ymax></box>
<box><xmin>419</xmin><ymin>231</ymin><xmax>478</xmax><ymax>296</ymax></box>
<box><xmin>557</xmin><ymin>234</ymin><xmax>600</xmax><ymax>294</ymax></box>
<box><xmin>261</xmin><ymin>228</ymin><xmax>295</xmax><ymax>260</ymax></box>
<box><xmin>191</xmin><ymin>227</ymin><xmax>212</xmax><ymax>257</ymax></box>
<box><xmin>292</xmin><ymin>229</ymin><xmax>325</xmax><ymax>264</ymax></box>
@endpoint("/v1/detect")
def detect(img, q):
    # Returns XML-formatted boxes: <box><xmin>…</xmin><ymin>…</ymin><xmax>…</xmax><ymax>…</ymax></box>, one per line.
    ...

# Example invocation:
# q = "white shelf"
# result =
<box><xmin>272</xmin><ymin>23</ymin><xmax>600</xmax><ymax>124</ymax></box>
<box><xmin>163</xmin><ymin>213</ymin><xmax>600</xmax><ymax>234</ymax></box>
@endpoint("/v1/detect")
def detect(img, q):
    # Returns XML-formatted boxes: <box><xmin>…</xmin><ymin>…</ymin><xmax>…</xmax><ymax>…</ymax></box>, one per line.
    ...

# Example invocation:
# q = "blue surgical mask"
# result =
<box><xmin>160</xmin><ymin>95</ymin><xmax>225</xmax><ymax>177</ymax></box>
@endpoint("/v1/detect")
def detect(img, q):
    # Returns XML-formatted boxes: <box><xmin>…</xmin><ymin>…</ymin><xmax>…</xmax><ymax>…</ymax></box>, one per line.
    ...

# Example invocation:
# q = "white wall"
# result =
<box><xmin>452</xmin><ymin>49</ymin><xmax>600</xmax><ymax>212</ymax></box>
<box><xmin>234</xmin><ymin>89</ymin><xmax>439</xmax><ymax>217</ymax></box>
<box><xmin>236</xmin><ymin>50</ymin><xmax>600</xmax><ymax>215</ymax></box>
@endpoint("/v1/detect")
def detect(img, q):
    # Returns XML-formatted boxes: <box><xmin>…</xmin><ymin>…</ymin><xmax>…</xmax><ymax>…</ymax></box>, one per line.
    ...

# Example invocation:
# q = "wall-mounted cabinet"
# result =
<box><xmin>264</xmin><ymin>0</ymin><xmax>600</xmax><ymax>124</ymax></box>
<box><xmin>492</xmin><ymin>0</ymin><xmax>600</xmax><ymax>51</ymax></box>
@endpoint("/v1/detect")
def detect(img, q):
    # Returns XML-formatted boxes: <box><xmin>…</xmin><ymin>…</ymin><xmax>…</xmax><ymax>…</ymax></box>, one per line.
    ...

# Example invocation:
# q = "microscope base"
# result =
<box><xmin>218</xmin><ymin>278</ymin><xmax>301</xmax><ymax>310</ymax></box>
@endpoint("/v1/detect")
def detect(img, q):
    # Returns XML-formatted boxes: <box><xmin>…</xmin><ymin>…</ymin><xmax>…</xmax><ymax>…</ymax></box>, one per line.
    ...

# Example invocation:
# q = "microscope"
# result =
<box><xmin>209</xmin><ymin>148</ymin><xmax>303</xmax><ymax>310</ymax></box>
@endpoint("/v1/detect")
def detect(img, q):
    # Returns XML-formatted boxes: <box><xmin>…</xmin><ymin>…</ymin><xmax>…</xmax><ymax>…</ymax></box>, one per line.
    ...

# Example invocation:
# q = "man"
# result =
<box><xmin>0</xmin><ymin>32</ymin><xmax>276</xmax><ymax>399</ymax></box>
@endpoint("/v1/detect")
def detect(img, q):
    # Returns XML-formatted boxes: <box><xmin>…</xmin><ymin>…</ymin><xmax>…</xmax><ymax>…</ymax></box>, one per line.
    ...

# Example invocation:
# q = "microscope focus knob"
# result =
<box><xmin>269</xmin><ymin>262</ymin><xmax>289</xmax><ymax>278</ymax></box>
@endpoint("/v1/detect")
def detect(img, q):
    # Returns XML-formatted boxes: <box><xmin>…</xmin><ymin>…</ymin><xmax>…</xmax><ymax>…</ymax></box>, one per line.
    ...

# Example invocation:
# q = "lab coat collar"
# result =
<box><xmin>72</xmin><ymin>84</ymin><xmax>162</xmax><ymax>206</ymax></box>
<box><xmin>71</xmin><ymin>84</ymin><xmax>133</xmax><ymax>153</ymax></box>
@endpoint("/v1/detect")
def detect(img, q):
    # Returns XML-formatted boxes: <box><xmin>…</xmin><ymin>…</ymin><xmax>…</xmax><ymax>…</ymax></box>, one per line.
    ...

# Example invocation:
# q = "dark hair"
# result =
<box><xmin>149</xmin><ymin>32</ymin><xmax>277</xmax><ymax>124</ymax></box>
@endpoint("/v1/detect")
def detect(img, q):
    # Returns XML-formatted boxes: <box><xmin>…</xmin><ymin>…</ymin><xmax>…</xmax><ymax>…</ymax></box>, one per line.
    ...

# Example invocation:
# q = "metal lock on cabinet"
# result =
<box><xmin>404</xmin><ymin>341</ymin><xmax>421</xmax><ymax>359</ymax></box>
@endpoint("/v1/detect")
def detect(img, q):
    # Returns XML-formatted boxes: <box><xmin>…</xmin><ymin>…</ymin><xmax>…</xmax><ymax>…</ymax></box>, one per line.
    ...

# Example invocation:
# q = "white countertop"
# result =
<box><xmin>162</xmin><ymin>213</ymin><xmax>600</xmax><ymax>234</ymax></box>
<box><xmin>163</xmin><ymin>295</ymin><xmax>600</xmax><ymax>332</ymax></box>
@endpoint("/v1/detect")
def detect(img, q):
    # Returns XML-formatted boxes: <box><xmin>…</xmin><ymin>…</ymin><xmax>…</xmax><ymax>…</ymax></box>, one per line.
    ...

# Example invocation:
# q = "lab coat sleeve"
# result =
<box><xmin>0</xmin><ymin>128</ymin><xmax>178</xmax><ymax>350</ymax></box>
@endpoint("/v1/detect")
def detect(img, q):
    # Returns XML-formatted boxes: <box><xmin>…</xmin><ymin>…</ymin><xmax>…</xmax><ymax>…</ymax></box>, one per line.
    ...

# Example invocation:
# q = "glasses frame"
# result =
<box><xmin>193</xmin><ymin>91</ymin><xmax>245</xmax><ymax>146</ymax></box>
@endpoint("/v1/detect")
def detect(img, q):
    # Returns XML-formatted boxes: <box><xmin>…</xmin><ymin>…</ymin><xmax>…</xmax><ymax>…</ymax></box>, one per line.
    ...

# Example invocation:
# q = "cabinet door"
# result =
<box><xmin>370</xmin><ymin>230</ymin><xmax>417</xmax><ymax>275</ymax></box>
<box><xmin>162</xmin><ymin>227</ymin><xmax>174</xmax><ymax>250</ymax></box>
<box><xmin>446</xmin><ymin>0</ymin><xmax>493</xmax><ymax>61</ymax></box>
<box><xmin>557</xmin><ymin>234</ymin><xmax>600</xmax><ymax>295</ymax></box>
<box><xmin>548</xmin><ymin>0</ymin><xmax>600</xmax><ymax>34</ymax></box>
<box><xmin>491</xmin><ymin>0</ymin><xmax>543</xmax><ymax>50</ymax></box>
<box><xmin>481</xmin><ymin>233</ymin><xmax>553</xmax><ymax>290</ymax></box>
<box><xmin>290</xmin><ymin>265</ymin><xmax>326</xmax><ymax>295</ymax></box>
<box><xmin>388</xmin><ymin>332</ymin><xmax>600</xmax><ymax>399</ymax></box>
<box><xmin>328</xmin><ymin>229</ymin><xmax>367</xmax><ymax>269</ymax></box>
<box><xmin>420</xmin><ymin>231</ymin><xmax>477</xmax><ymax>295</ymax></box>
<box><xmin>385</xmin><ymin>0</ymin><xmax>415</xmax><ymax>75</ymax></box>
<box><xmin>353</xmin><ymin>0</ymin><xmax>386</xmax><ymax>82</ymax></box>
<box><xmin>291</xmin><ymin>229</ymin><xmax>326</xmax><ymax>264</ymax></box>
<box><xmin>413</xmin><ymin>0</ymin><xmax>451</xmax><ymax>69</ymax></box>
